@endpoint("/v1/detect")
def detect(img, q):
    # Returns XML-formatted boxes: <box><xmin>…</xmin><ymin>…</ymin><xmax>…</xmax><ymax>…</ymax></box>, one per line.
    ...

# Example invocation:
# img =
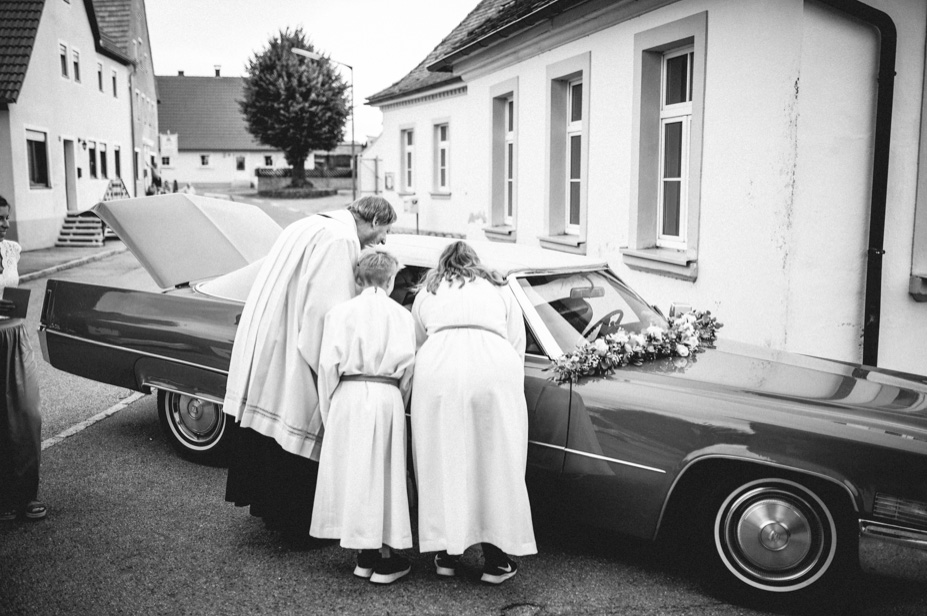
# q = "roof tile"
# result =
<box><xmin>0</xmin><ymin>0</ymin><xmax>45</xmax><ymax>104</ymax></box>
<box><xmin>157</xmin><ymin>75</ymin><xmax>272</xmax><ymax>151</ymax></box>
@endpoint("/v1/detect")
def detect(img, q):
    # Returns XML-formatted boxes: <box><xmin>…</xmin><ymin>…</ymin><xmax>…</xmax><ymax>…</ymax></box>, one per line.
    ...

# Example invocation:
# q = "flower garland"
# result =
<box><xmin>548</xmin><ymin>310</ymin><xmax>723</xmax><ymax>384</ymax></box>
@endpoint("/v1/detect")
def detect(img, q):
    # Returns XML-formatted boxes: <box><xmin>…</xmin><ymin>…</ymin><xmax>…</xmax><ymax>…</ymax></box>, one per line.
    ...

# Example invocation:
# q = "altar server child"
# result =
<box><xmin>310</xmin><ymin>249</ymin><xmax>417</xmax><ymax>585</ymax></box>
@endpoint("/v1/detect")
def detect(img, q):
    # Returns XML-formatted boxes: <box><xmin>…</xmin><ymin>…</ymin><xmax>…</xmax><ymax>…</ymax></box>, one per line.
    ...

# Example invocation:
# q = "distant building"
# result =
<box><xmin>157</xmin><ymin>73</ymin><xmax>360</xmax><ymax>190</ymax></box>
<box><xmin>364</xmin><ymin>0</ymin><xmax>927</xmax><ymax>374</ymax></box>
<box><xmin>156</xmin><ymin>73</ymin><xmax>290</xmax><ymax>188</ymax></box>
<box><xmin>94</xmin><ymin>0</ymin><xmax>160</xmax><ymax>197</ymax></box>
<box><xmin>0</xmin><ymin>0</ymin><xmax>159</xmax><ymax>249</ymax></box>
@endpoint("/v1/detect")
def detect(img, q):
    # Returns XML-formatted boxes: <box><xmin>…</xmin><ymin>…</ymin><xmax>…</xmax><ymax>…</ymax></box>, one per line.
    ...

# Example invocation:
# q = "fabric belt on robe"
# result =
<box><xmin>431</xmin><ymin>324</ymin><xmax>505</xmax><ymax>339</ymax></box>
<box><xmin>340</xmin><ymin>374</ymin><xmax>400</xmax><ymax>388</ymax></box>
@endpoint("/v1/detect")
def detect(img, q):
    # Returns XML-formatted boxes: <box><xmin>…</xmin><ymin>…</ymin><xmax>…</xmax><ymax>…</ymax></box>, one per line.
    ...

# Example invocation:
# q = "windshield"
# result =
<box><xmin>517</xmin><ymin>270</ymin><xmax>667</xmax><ymax>353</ymax></box>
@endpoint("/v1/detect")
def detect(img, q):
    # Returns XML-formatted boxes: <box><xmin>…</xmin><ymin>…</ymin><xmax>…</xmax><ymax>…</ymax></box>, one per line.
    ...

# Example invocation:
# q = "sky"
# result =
<box><xmin>145</xmin><ymin>0</ymin><xmax>479</xmax><ymax>142</ymax></box>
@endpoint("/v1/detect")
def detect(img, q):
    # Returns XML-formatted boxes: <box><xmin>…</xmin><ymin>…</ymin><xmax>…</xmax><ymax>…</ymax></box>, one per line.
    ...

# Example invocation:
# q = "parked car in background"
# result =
<box><xmin>39</xmin><ymin>195</ymin><xmax>927</xmax><ymax>604</ymax></box>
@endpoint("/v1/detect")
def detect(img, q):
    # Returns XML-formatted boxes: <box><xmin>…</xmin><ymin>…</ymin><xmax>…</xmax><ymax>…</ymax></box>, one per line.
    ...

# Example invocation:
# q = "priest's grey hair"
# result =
<box><xmin>347</xmin><ymin>196</ymin><xmax>397</xmax><ymax>227</ymax></box>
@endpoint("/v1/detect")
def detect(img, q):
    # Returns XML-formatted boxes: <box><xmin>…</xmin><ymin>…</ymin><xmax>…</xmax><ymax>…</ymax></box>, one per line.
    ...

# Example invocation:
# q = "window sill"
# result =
<box><xmin>621</xmin><ymin>247</ymin><xmax>698</xmax><ymax>281</ymax></box>
<box><xmin>539</xmin><ymin>234</ymin><xmax>586</xmax><ymax>255</ymax></box>
<box><xmin>397</xmin><ymin>191</ymin><xmax>416</xmax><ymax>197</ymax></box>
<box><xmin>430</xmin><ymin>192</ymin><xmax>451</xmax><ymax>199</ymax></box>
<box><xmin>484</xmin><ymin>225</ymin><xmax>516</xmax><ymax>243</ymax></box>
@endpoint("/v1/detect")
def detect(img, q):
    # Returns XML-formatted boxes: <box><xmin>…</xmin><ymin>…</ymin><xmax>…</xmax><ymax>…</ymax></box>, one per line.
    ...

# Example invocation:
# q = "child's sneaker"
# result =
<box><xmin>354</xmin><ymin>549</ymin><xmax>380</xmax><ymax>579</ymax></box>
<box><xmin>434</xmin><ymin>551</ymin><xmax>461</xmax><ymax>577</ymax></box>
<box><xmin>370</xmin><ymin>554</ymin><xmax>411</xmax><ymax>584</ymax></box>
<box><xmin>481</xmin><ymin>558</ymin><xmax>518</xmax><ymax>584</ymax></box>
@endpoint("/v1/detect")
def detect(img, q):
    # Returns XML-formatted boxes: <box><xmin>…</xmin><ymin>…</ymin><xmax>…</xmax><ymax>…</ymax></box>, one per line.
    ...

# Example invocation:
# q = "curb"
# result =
<box><xmin>20</xmin><ymin>244</ymin><xmax>129</xmax><ymax>283</ymax></box>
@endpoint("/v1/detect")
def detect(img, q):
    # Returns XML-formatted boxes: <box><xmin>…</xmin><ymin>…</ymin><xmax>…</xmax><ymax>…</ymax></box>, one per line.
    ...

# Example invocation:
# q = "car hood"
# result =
<box><xmin>626</xmin><ymin>339</ymin><xmax>927</xmax><ymax>443</ymax></box>
<box><xmin>93</xmin><ymin>194</ymin><xmax>282</xmax><ymax>289</ymax></box>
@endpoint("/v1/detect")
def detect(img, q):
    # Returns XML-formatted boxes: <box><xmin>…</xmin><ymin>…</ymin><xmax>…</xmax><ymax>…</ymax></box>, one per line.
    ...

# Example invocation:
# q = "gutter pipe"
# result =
<box><xmin>816</xmin><ymin>0</ymin><xmax>896</xmax><ymax>366</ymax></box>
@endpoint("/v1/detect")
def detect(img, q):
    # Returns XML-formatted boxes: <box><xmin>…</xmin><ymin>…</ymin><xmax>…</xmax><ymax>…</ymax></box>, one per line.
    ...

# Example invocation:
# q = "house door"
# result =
<box><xmin>63</xmin><ymin>140</ymin><xmax>77</xmax><ymax>212</ymax></box>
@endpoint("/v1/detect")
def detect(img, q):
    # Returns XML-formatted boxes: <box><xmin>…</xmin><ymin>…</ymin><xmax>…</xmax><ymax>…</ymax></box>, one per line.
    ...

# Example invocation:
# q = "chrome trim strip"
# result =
<box><xmin>859</xmin><ymin>521</ymin><xmax>927</xmax><ymax>581</ymax></box>
<box><xmin>149</xmin><ymin>382</ymin><xmax>224</xmax><ymax>406</ymax></box>
<box><xmin>528</xmin><ymin>439</ymin><xmax>666</xmax><ymax>474</ymax></box>
<box><xmin>42</xmin><ymin>328</ymin><xmax>229</xmax><ymax>376</ymax></box>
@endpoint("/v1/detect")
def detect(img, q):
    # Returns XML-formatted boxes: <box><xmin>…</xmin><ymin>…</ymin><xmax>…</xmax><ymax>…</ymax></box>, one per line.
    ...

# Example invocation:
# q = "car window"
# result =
<box><xmin>391</xmin><ymin>265</ymin><xmax>427</xmax><ymax>309</ymax></box>
<box><xmin>517</xmin><ymin>270</ymin><xmax>667</xmax><ymax>352</ymax></box>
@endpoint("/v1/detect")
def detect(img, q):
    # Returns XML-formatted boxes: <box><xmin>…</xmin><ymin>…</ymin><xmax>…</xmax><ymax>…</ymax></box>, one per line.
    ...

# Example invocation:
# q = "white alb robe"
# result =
<box><xmin>411</xmin><ymin>277</ymin><xmax>537</xmax><ymax>556</ymax></box>
<box><xmin>310</xmin><ymin>287</ymin><xmax>416</xmax><ymax>549</ymax></box>
<box><xmin>222</xmin><ymin>210</ymin><xmax>360</xmax><ymax>461</ymax></box>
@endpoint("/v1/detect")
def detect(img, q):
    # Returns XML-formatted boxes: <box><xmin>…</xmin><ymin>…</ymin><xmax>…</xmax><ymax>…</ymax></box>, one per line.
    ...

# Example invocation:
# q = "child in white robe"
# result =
<box><xmin>311</xmin><ymin>250</ymin><xmax>416</xmax><ymax>585</ymax></box>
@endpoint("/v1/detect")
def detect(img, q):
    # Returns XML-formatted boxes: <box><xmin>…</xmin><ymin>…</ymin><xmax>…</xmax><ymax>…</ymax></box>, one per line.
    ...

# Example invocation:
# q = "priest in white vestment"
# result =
<box><xmin>223</xmin><ymin>196</ymin><xmax>396</xmax><ymax>539</ymax></box>
<box><xmin>311</xmin><ymin>250</ymin><xmax>416</xmax><ymax>584</ymax></box>
<box><xmin>411</xmin><ymin>241</ymin><xmax>537</xmax><ymax>585</ymax></box>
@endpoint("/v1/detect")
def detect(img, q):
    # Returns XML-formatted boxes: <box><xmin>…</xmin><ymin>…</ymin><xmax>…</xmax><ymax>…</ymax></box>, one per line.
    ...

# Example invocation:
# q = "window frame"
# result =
<box><xmin>114</xmin><ymin>145</ymin><xmax>122</xmax><ymax>178</ymax></box>
<box><xmin>623</xmin><ymin>11</ymin><xmax>707</xmax><ymax>281</ymax></box>
<box><xmin>112</xmin><ymin>70</ymin><xmax>118</xmax><ymax>97</ymax></box>
<box><xmin>26</xmin><ymin>129</ymin><xmax>50</xmax><ymax>189</ymax></box>
<box><xmin>565</xmin><ymin>78</ymin><xmax>583</xmax><ymax>236</ymax></box>
<box><xmin>71</xmin><ymin>48</ymin><xmax>81</xmax><ymax>83</ymax></box>
<box><xmin>97</xmin><ymin>62</ymin><xmax>104</xmax><ymax>91</ymax></box>
<box><xmin>59</xmin><ymin>43</ymin><xmax>69</xmax><ymax>79</ymax></box>
<box><xmin>487</xmin><ymin>78</ymin><xmax>519</xmax><ymax>242</ymax></box>
<box><xmin>657</xmin><ymin>47</ymin><xmax>693</xmax><ymax>249</ymax></box>
<box><xmin>99</xmin><ymin>142</ymin><xmax>107</xmax><ymax>178</ymax></box>
<box><xmin>264</xmin><ymin>155</ymin><xmax>273</xmax><ymax>167</ymax></box>
<box><xmin>200</xmin><ymin>154</ymin><xmax>210</xmax><ymax>167</ymax></box>
<box><xmin>540</xmin><ymin>52</ymin><xmax>591</xmax><ymax>254</ymax></box>
<box><xmin>88</xmin><ymin>141</ymin><xmax>97</xmax><ymax>178</ymax></box>
<box><xmin>433</xmin><ymin>122</ymin><xmax>450</xmax><ymax>194</ymax></box>
<box><xmin>400</xmin><ymin>127</ymin><xmax>415</xmax><ymax>193</ymax></box>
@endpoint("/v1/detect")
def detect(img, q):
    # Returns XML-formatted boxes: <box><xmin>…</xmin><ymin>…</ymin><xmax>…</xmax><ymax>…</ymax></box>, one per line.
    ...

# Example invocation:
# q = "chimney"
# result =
<box><xmin>214</xmin><ymin>65</ymin><xmax>221</xmax><ymax>77</ymax></box>
<box><xmin>177</xmin><ymin>70</ymin><xmax>184</xmax><ymax>76</ymax></box>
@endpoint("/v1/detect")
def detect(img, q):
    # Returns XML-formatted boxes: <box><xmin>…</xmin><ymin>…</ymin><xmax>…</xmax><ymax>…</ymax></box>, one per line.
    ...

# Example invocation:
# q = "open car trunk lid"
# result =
<box><xmin>93</xmin><ymin>194</ymin><xmax>282</xmax><ymax>289</ymax></box>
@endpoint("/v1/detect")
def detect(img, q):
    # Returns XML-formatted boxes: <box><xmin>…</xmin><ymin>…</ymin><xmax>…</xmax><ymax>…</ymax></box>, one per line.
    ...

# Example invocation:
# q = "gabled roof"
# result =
<box><xmin>366</xmin><ymin>0</ymin><xmax>501</xmax><ymax>106</ymax></box>
<box><xmin>0</xmin><ymin>0</ymin><xmax>44</xmax><ymax>104</ymax></box>
<box><xmin>156</xmin><ymin>75</ymin><xmax>272</xmax><ymax>152</ymax></box>
<box><xmin>428</xmin><ymin>0</ymin><xmax>591</xmax><ymax>72</ymax></box>
<box><xmin>365</xmin><ymin>0</ymin><xmax>600</xmax><ymax>106</ymax></box>
<box><xmin>92</xmin><ymin>0</ymin><xmax>132</xmax><ymax>53</ymax></box>
<box><xmin>0</xmin><ymin>0</ymin><xmax>131</xmax><ymax>105</ymax></box>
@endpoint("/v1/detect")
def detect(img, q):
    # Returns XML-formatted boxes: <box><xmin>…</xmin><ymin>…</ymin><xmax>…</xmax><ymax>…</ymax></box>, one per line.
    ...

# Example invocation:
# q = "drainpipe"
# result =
<box><xmin>816</xmin><ymin>0</ymin><xmax>896</xmax><ymax>366</ymax></box>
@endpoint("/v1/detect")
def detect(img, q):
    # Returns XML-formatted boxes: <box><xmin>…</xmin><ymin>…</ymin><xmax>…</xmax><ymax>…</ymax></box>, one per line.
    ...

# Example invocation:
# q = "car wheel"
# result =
<box><xmin>703</xmin><ymin>477</ymin><xmax>849</xmax><ymax>599</ymax></box>
<box><xmin>157</xmin><ymin>390</ymin><xmax>233</xmax><ymax>465</ymax></box>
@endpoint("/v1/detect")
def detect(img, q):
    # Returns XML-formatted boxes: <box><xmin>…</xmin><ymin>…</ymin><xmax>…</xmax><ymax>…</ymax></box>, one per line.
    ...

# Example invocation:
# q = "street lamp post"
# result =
<box><xmin>292</xmin><ymin>47</ymin><xmax>356</xmax><ymax>200</ymax></box>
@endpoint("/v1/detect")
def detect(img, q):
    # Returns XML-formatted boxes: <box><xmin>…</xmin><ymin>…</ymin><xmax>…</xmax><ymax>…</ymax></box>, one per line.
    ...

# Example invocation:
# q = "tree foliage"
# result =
<box><xmin>240</xmin><ymin>27</ymin><xmax>349</xmax><ymax>186</ymax></box>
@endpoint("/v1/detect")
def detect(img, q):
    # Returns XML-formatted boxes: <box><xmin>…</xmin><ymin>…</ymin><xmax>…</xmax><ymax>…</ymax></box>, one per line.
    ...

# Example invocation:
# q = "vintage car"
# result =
<box><xmin>39</xmin><ymin>195</ymin><xmax>927</xmax><ymax>602</ymax></box>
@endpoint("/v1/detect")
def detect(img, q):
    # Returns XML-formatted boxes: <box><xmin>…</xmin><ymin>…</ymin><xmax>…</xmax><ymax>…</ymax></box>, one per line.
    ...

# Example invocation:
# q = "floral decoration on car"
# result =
<box><xmin>548</xmin><ymin>311</ymin><xmax>723</xmax><ymax>384</ymax></box>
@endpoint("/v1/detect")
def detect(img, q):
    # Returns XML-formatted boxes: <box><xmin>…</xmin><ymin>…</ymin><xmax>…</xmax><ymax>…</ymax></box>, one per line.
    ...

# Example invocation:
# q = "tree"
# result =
<box><xmin>240</xmin><ymin>28</ymin><xmax>349</xmax><ymax>187</ymax></box>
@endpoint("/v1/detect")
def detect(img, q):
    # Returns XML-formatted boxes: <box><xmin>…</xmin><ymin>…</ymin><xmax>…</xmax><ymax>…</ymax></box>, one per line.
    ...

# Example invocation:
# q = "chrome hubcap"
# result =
<box><xmin>172</xmin><ymin>394</ymin><xmax>220</xmax><ymax>443</ymax></box>
<box><xmin>719</xmin><ymin>484</ymin><xmax>831</xmax><ymax>585</ymax></box>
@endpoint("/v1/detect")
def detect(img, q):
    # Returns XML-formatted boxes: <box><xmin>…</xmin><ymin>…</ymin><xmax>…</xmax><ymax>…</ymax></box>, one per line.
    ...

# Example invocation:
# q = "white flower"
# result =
<box><xmin>646</xmin><ymin>325</ymin><xmax>665</xmax><ymax>341</ymax></box>
<box><xmin>676</xmin><ymin>343</ymin><xmax>690</xmax><ymax>357</ymax></box>
<box><xmin>609</xmin><ymin>330</ymin><xmax>630</xmax><ymax>345</ymax></box>
<box><xmin>593</xmin><ymin>338</ymin><xmax>609</xmax><ymax>356</ymax></box>
<box><xmin>630</xmin><ymin>333</ymin><xmax>646</xmax><ymax>348</ymax></box>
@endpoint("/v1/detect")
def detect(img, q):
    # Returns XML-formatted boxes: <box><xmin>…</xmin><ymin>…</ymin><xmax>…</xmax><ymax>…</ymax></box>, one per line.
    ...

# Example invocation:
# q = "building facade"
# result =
<box><xmin>364</xmin><ymin>0</ymin><xmax>927</xmax><ymax>374</ymax></box>
<box><xmin>94</xmin><ymin>0</ymin><xmax>160</xmax><ymax>197</ymax></box>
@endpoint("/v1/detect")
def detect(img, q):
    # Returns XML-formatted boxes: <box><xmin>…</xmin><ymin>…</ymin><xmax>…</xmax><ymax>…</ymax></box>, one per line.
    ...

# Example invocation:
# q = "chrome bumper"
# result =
<box><xmin>859</xmin><ymin>521</ymin><xmax>927</xmax><ymax>582</ymax></box>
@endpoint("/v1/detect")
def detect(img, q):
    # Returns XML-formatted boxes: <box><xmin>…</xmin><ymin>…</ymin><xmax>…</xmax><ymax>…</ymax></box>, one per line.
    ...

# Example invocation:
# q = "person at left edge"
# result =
<box><xmin>223</xmin><ymin>196</ymin><xmax>396</xmax><ymax>540</ymax></box>
<box><xmin>0</xmin><ymin>195</ymin><xmax>47</xmax><ymax>523</ymax></box>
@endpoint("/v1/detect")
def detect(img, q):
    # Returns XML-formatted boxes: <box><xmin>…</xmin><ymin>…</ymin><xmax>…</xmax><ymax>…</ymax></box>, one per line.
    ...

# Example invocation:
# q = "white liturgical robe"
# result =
<box><xmin>222</xmin><ymin>210</ymin><xmax>360</xmax><ymax>461</ymax></box>
<box><xmin>310</xmin><ymin>287</ymin><xmax>416</xmax><ymax>549</ymax></box>
<box><xmin>411</xmin><ymin>277</ymin><xmax>537</xmax><ymax>556</ymax></box>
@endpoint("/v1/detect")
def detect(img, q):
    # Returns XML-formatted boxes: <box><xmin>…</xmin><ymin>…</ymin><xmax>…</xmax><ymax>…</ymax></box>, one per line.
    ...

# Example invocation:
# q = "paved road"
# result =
<box><xmin>3</xmin><ymin>193</ymin><xmax>926</xmax><ymax>615</ymax></box>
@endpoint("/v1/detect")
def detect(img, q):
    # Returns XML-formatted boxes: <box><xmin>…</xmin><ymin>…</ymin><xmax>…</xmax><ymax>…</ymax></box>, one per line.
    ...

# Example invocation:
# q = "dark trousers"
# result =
<box><xmin>0</xmin><ymin>319</ymin><xmax>41</xmax><ymax>510</ymax></box>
